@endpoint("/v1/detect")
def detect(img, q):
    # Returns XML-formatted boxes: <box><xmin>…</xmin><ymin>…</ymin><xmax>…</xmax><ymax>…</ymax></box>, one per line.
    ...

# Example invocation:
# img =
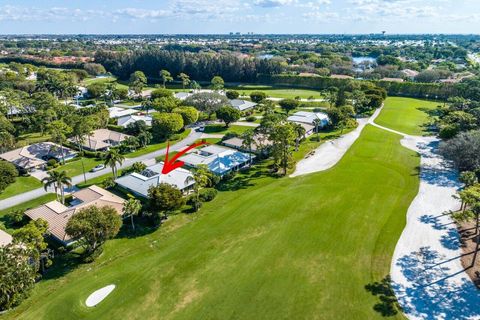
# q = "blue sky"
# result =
<box><xmin>0</xmin><ymin>0</ymin><xmax>479</xmax><ymax>34</ymax></box>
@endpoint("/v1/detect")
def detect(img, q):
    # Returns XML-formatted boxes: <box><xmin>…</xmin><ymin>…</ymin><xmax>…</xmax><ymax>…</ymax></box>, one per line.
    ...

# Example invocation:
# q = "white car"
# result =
<box><xmin>90</xmin><ymin>164</ymin><xmax>106</xmax><ymax>172</ymax></box>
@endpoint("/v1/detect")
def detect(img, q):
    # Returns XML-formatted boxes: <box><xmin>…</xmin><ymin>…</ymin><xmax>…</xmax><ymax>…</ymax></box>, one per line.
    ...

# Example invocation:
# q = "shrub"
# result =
<box><xmin>0</xmin><ymin>160</ymin><xmax>18</xmax><ymax>193</ymax></box>
<box><xmin>199</xmin><ymin>188</ymin><xmax>217</xmax><ymax>202</ymax></box>
<box><xmin>47</xmin><ymin>159</ymin><xmax>57</xmax><ymax>167</ymax></box>
<box><xmin>246</xmin><ymin>116</ymin><xmax>257</xmax><ymax>122</ymax></box>
<box><xmin>226</xmin><ymin>90</ymin><xmax>240</xmax><ymax>99</ymax></box>
<box><xmin>250</xmin><ymin>91</ymin><xmax>267</xmax><ymax>103</ymax></box>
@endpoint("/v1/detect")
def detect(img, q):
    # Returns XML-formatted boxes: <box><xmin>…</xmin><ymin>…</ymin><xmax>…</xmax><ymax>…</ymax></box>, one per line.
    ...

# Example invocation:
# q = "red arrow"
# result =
<box><xmin>161</xmin><ymin>140</ymin><xmax>209</xmax><ymax>174</ymax></box>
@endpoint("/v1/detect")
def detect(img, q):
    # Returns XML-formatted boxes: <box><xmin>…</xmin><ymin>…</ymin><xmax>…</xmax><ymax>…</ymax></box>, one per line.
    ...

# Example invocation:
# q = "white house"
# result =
<box><xmin>108</xmin><ymin>107</ymin><xmax>138</xmax><ymax>119</ymax></box>
<box><xmin>229</xmin><ymin>99</ymin><xmax>257</xmax><ymax>111</ymax></box>
<box><xmin>117</xmin><ymin>114</ymin><xmax>153</xmax><ymax>128</ymax></box>
<box><xmin>115</xmin><ymin>162</ymin><xmax>195</xmax><ymax>197</ymax></box>
<box><xmin>180</xmin><ymin>145</ymin><xmax>253</xmax><ymax>176</ymax></box>
<box><xmin>287</xmin><ymin>111</ymin><xmax>329</xmax><ymax>136</ymax></box>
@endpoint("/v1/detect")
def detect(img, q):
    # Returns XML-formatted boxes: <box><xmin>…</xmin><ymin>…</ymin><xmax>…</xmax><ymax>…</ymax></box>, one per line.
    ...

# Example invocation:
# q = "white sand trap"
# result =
<box><xmin>388</xmin><ymin>134</ymin><xmax>480</xmax><ymax>319</ymax></box>
<box><xmin>85</xmin><ymin>284</ymin><xmax>116</xmax><ymax>307</ymax></box>
<box><xmin>290</xmin><ymin>107</ymin><xmax>383</xmax><ymax>177</ymax></box>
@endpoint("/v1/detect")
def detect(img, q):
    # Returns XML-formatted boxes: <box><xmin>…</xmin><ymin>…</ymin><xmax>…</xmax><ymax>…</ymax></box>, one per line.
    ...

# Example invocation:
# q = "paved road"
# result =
<box><xmin>0</xmin><ymin>128</ymin><xmax>203</xmax><ymax>211</ymax></box>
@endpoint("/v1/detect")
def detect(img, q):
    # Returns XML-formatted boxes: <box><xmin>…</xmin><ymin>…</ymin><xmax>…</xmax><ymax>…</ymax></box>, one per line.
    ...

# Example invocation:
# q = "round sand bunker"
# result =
<box><xmin>85</xmin><ymin>284</ymin><xmax>116</xmax><ymax>307</ymax></box>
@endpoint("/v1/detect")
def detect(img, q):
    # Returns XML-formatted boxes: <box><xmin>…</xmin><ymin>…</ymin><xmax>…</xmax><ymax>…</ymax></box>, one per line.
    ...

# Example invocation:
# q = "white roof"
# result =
<box><xmin>108</xmin><ymin>107</ymin><xmax>138</xmax><ymax>119</ymax></box>
<box><xmin>287</xmin><ymin>111</ymin><xmax>329</xmax><ymax>126</ymax></box>
<box><xmin>229</xmin><ymin>99</ymin><xmax>257</xmax><ymax>111</ymax></box>
<box><xmin>174</xmin><ymin>92</ymin><xmax>192</xmax><ymax>100</ymax></box>
<box><xmin>0</xmin><ymin>229</ymin><xmax>12</xmax><ymax>247</ymax></box>
<box><xmin>115</xmin><ymin>162</ymin><xmax>194</xmax><ymax>197</ymax></box>
<box><xmin>180</xmin><ymin>145</ymin><xmax>253</xmax><ymax>175</ymax></box>
<box><xmin>117</xmin><ymin>115</ymin><xmax>152</xmax><ymax>128</ymax></box>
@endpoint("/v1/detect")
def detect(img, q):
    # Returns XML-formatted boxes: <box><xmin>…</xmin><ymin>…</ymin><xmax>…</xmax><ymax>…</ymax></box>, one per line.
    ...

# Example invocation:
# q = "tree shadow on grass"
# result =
<box><xmin>42</xmin><ymin>251</ymin><xmax>83</xmax><ymax>281</ymax></box>
<box><xmin>115</xmin><ymin>217</ymin><xmax>158</xmax><ymax>240</ymax></box>
<box><xmin>365</xmin><ymin>276</ymin><xmax>401</xmax><ymax>317</ymax></box>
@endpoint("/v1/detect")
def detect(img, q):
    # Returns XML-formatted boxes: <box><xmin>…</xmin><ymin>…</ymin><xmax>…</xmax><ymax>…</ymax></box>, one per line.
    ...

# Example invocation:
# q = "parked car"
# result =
<box><xmin>90</xmin><ymin>164</ymin><xmax>106</xmax><ymax>172</ymax></box>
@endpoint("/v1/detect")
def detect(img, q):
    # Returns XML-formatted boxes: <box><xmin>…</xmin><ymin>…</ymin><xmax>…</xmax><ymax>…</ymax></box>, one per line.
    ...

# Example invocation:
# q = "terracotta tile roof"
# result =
<box><xmin>25</xmin><ymin>185</ymin><xmax>125</xmax><ymax>243</ymax></box>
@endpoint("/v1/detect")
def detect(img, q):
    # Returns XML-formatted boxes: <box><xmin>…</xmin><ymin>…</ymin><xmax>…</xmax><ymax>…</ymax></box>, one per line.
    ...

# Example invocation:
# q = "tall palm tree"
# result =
<box><xmin>313</xmin><ymin>118</ymin><xmax>322</xmax><ymax>142</ymax></box>
<box><xmin>241</xmin><ymin>129</ymin><xmax>255</xmax><ymax>163</ymax></box>
<box><xmin>123</xmin><ymin>197</ymin><xmax>142</xmax><ymax>231</ymax></box>
<box><xmin>104</xmin><ymin>148</ymin><xmax>125</xmax><ymax>179</ymax></box>
<box><xmin>293</xmin><ymin>123</ymin><xmax>306</xmax><ymax>151</ymax></box>
<box><xmin>42</xmin><ymin>170</ymin><xmax>72</xmax><ymax>204</ymax></box>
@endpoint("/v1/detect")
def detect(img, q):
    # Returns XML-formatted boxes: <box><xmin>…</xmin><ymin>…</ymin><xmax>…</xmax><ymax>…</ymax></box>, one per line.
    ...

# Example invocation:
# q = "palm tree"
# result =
<box><xmin>123</xmin><ymin>197</ymin><xmax>142</xmax><ymax>231</ymax></box>
<box><xmin>160</xmin><ymin>70</ymin><xmax>173</xmax><ymax>88</ymax></box>
<box><xmin>177</xmin><ymin>73</ymin><xmax>190</xmax><ymax>89</ymax></box>
<box><xmin>241</xmin><ymin>129</ymin><xmax>255</xmax><ymax>163</ymax></box>
<box><xmin>192</xmin><ymin>165</ymin><xmax>210</xmax><ymax>212</ymax></box>
<box><xmin>293</xmin><ymin>123</ymin><xmax>306</xmax><ymax>151</ymax></box>
<box><xmin>104</xmin><ymin>149</ymin><xmax>125</xmax><ymax>179</ymax></box>
<box><xmin>313</xmin><ymin>118</ymin><xmax>322</xmax><ymax>142</ymax></box>
<box><xmin>42</xmin><ymin>170</ymin><xmax>72</xmax><ymax>204</ymax></box>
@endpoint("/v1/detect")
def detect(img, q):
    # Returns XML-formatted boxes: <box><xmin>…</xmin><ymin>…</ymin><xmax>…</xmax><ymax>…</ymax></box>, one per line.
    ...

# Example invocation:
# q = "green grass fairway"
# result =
<box><xmin>6</xmin><ymin>125</ymin><xmax>418</xmax><ymax>320</ymax></box>
<box><xmin>374</xmin><ymin>97</ymin><xmax>439</xmax><ymax>135</ymax></box>
<box><xmin>227</xmin><ymin>85</ymin><xmax>323</xmax><ymax>99</ymax></box>
<box><xmin>0</xmin><ymin>176</ymin><xmax>42</xmax><ymax>200</ymax></box>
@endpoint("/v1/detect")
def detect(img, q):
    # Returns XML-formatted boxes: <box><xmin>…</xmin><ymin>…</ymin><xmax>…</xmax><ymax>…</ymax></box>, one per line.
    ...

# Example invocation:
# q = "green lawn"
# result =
<box><xmin>125</xmin><ymin>129</ymin><xmax>191</xmax><ymax>158</ymax></box>
<box><xmin>374</xmin><ymin>97</ymin><xmax>440</xmax><ymax>135</ymax></box>
<box><xmin>53</xmin><ymin>157</ymin><xmax>103</xmax><ymax>177</ymax></box>
<box><xmin>0</xmin><ymin>176</ymin><xmax>42</xmax><ymax>200</ymax></box>
<box><xmin>5</xmin><ymin>124</ymin><xmax>418</xmax><ymax>320</ymax></box>
<box><xmin>203</xmin><ymin>124</ymin><xmax>250</xmax><ymax>135</ymax></box>
<box><xmin>16</xmin><ymin>132</ymin><xmax>51</xmax><ymax>147</ymax></box>
<box><xmin>226</xmin><ymin>85</ymin><xmax>323</xmax><ymax>99</ymax></box>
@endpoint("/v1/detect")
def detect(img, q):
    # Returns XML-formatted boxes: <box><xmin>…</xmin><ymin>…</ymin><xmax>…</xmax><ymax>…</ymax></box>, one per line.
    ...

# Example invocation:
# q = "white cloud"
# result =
<box><xmin>254</xmin><ymin>0</ymin><xmax>296</xmax><ymax>8</ymax></box>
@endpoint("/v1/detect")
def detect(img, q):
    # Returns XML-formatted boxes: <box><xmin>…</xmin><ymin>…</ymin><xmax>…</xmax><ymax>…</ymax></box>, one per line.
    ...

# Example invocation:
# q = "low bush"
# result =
<box><xmin>199</xmin><ymin>188</ymin><xmax>218</xmax><ymax>202</ymax></box>
<box><xmin>246</xmin><ymin>116</ymin><xmax>257</xmax><ymax>122</ymax></box>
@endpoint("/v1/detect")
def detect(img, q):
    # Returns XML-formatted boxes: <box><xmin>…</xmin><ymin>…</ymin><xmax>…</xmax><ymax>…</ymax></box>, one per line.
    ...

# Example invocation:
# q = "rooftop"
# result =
<box><xmin>115</xmin><ymin>162</ymin><xmax>195</xmax><ymax>197</ymax></box>
<box><xmin>25</xmin><ymin>185</ymin><xmax>125</xmax><ymax>243</ymax></box>
<box><xmin>0</xmin><ymin>229</ymin><xmax>12</xmax><ymax>247</ymax></box>
<box><xmin>229</xmin><ymin>99</ymin><xmax>257</xmax><ymax>111</ymax></box>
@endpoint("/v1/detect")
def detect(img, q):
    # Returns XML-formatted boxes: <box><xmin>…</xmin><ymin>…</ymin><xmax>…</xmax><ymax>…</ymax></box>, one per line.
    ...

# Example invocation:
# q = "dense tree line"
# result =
<box><xmin>94</xmin><ymin>49</ymin><xmax>284</xmax><ymax>82</ymax></box>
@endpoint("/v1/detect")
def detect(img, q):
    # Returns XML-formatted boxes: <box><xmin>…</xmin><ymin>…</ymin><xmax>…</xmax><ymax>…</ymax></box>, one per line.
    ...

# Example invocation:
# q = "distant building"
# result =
<box><xmin>0</xmin><ymin>142</ymin><xmax>77</xmax><ymax>172</ymax></box>
<box><xmin>174</xmin><ymin>92</ymin><xmax>193</xmax><ymax>100</ymax></box>
<box><xmin>115</xmin><ymin>162</ymin><xmax>195</xmax><ymax>198</ymax></box>
<box><xmin>287</xmin><ymin>111</ymin><xmax>329</xmax><ymax>136</ymax></box>
<box><xmin>117</xmin><ymin>114</ymin><xmax>153</xmax><ymax>128</ymax></box>
<box><xmin>229</xmin><ymin>99</ymin><xmax>257</xmax><ymax>111</ymax></box>
<box><xmin>25</xmin><ymin>185</ymin><xmax>125</xmax><ymax>245</ymax></box>
<box><xmin>71</xmin><ymin>129</ymin><xmax>131</xmax><ymax>151</ymax></box>
<box><xmin>0</xmin><ymin>229</ymin><xmax>12</xmax><ymax>247</ymax></box>
<box><xmin>222</xmin><ymin>134</ymin><xmax>272</xmax><ymax>155</ymax></box>
<box><xmin>108</xmin><ymin>107</ymin><xmax>138</xmax><ymax>119</ymax></box>
<box><xmin>180</xmin><ymin>145</ymin><xmax>253</xmax><ymax>176</ymax></box>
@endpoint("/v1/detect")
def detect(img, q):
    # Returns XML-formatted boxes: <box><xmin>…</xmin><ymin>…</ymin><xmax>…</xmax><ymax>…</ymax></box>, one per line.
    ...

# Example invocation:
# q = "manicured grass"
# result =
<box><xmin>0</xmin><ymin>176</ymin><xmax>42</xmax><ymax>200</ymax></box>
<box><xmin>16</xmin><ymin>132</ymin><xmax>51</xmax><ymax>147</ymax></box>
<box><xmin>227</xmin><ymin>85</ymin><xmax>323</xmax><ymax>99</ymax></box>
<box><xmin>53</xmin><ymin>157</ymin><xmax>103</xmax><ymax>177</ymax></box>
<box><xmin>125</xmin><ymin>129</ymin><xmax>191</xmax><ymax>158</ymax></box>
<box><xmin>374</xmin><ymin>97</ymin><xmax>440</xmax><ymax>135</ymax></box>
<box><xmin>6</xmin><ymin>125</ymin><xmax>418</xmax><ymax>320</ymax></box>
<box><xmin>203</xmin><ymin>124</ymin><xmax>250</xmax><ymax>135</ymax></box>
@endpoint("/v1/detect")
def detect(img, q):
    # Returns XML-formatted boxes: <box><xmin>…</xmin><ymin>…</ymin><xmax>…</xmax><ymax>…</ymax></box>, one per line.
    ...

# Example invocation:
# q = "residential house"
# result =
<box><xmin>117</xmin><ymin>114</ymin><xmax>153</xmax><ymax>128</ymax></box>
<box><xmin>108</xmin><ymin>106</ymin><xmax>138</xmax><ymax>119</ymax></box>
<box><xmin>72</xmin><ymin>129</ymin><xmax>132</xmax><ymax>151</ymax></box>
<box><xmin>287</xmin><ymin>111</ymin><xmax>329</xmax><ymax>136</ymax></box>
<box><xmin>0</xmin><ymin>142</ymin><xmax>77</xmax><ymax>172</ymax></box>
<box><xmin>222</xmin><ymin>134</ymin><xmax>272</xmax><ymax>155</ymax></box>
<box><xmin>115</xmin><ymin>162</ymin><xmax>195</xmax><ymax>197</ymax></box>
<box><xmin>174</xmin><ymin>92</ymin><xmax>193</xmax><ymax>100</ymax></box>
<box><xmin>24</xmin><ymin>185</ymin><xmax>125</xmax><ymax>245</ymax></box>
<box><xmin>0</xmin><ymin>229</ymin><xmax>12</xmax><ymax>247</ymax></box>
<box><xmin>229</xmin><ymin>99</ymin><xmax>257</xmax><ymax>111</ymax></box>
<box><xmin>180</xmin><ymin>145</ymin><xmax>253</xmax><ymax>176</ymax></box>
<box><xmin>380</xmin><ymin>77</ymin><xmax>404</xmax><ymax>83</ymax></box>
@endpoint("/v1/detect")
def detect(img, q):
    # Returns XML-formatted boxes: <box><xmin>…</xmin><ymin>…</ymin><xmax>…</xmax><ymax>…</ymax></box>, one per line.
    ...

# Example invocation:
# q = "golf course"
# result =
<box><xmin>3</xmin><ymin>95</ymin><xmax>433</xmax><ymax>319</ymax></box>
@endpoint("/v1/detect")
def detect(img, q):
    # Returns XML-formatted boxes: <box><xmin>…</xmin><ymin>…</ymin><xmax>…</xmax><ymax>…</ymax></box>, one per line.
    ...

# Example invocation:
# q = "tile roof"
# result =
<box><xmin>0</xmin><ymin>142</ymin><xmax>77</xmax><ymax>170</ymax></box>
<box><xmin>71</xmin><ymin>129</ymin><xmax>132</xmax><ymax>151</ymax></box>
<box><xmin>24</xmin><ymin>185</ymin><xmax>125</xmax><ymax>243</ymax></box>
<box><xmin>229</xmin><ymin>99</ymin><xmax>257</xmax><ymax>111</ymax></box>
